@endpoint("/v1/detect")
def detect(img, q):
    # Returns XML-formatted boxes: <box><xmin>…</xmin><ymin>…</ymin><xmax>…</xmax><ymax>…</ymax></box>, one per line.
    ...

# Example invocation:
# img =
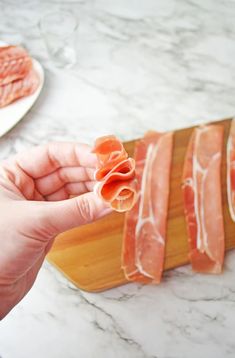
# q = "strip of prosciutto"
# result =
<box><xmin>122</xmin><ymin>131</ymin><xmax>173</xmax><ymax>283</ymax></box>
<box><xmin>227</xmin><ymin>118</ymin><xmax>235</xmax><ymax>221</ymax></box>
<box><xmin>0</xmin><ymin>69</ymin><xmax>39</xmax><ymax>108</ymax></box>
<box><xmin>0</xmin><ymin>46</ymin><xmax>32</xmax><ymax>86</ymax></box>
<box><xmin>93</xmin><ymin>135</ymin><xmax>137</xmax><ymax>212</ymax></box>
<box><xmin>182</xmin><ymin>125</ymin><xmax>224</xmax><ymax>274</ymax></box>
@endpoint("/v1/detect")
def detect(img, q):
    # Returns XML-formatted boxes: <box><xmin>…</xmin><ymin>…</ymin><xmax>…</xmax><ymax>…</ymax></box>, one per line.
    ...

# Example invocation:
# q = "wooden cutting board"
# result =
<box><xmin>47</xmin><ymin>118</ymin><xmax>235</xmax><ymax>292</ymax></box>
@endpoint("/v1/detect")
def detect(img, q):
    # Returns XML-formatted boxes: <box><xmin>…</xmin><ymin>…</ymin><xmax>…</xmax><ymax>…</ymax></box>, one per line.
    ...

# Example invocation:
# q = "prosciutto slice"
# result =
<box><xmin>93</xmin><ymin>135</ymin><xmax>137</xmax><ymax>212</ymax></box>
<box><xmin>0</xmin><ymin>69</ymin><xmax>39</xmax><ymax>108</ymax></box>
<box><xmin>122</xmin><ymin>131</ymin><xmax>173</xmax><ymax>283</ymax></box>
<box><xmin>227</xmin><ymin>118</ymin><xmax>235</xmax><ymax>221</ymax></box>
<box><xmin>0</xmin><ymin>46</ymin><xmax>32</xmax><ymax>86</ymax></box>
<box><xmin>182</xmin><ymin>125</ymin><xmax>224</xmax><ymax>273</ymax></box>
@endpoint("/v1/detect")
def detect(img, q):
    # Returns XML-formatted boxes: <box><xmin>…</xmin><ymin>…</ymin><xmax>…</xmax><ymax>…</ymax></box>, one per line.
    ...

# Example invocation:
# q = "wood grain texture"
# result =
<box><xmin>47</xmin><ymin>118</ymin><xmax>235</xmax><ymax>292</ymax></box>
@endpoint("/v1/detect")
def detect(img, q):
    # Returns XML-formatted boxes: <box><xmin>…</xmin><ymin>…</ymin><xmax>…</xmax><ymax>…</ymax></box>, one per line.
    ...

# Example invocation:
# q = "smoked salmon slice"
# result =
<box><xmin>0</xmin><ymin>69</ymin><xmax>39</xmax><ymax>108</ymax></box>
<box><xmin>93</xmin><ymin>135</ymin><xmax>137</xmax><ymax>212</ymax></box>
<box><xmin>122</xmin><ymin>131</ymin><xmax>173</xmax><ymax>283</ymax></box>
<box><xmin>0</xmin><ymin>46</ymin><xmax>32</xmax><ymax>86</ymax></box>
<box><xmin>227</xmin><ymin>118</ymin><xmax>235</xmax><ymax>221</ymax></box>
<box><xmin>182</xmin><ymin>125</ymin><xmax>224</xmax><ymax>274</ymax></box>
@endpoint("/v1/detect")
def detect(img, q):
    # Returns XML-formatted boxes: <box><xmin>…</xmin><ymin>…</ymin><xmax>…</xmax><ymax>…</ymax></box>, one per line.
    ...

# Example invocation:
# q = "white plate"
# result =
<box><xmin>0</xmin><ymin>43</ymin><xmax>45</xmax><ymax>137</ymax></box>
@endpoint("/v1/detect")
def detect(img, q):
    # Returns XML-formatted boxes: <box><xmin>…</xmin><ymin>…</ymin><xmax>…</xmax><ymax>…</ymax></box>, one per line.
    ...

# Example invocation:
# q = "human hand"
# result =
<box><xmin>0</xmin><ymin>142</ymin><xmax>112</xmax><ymax>319</ymax></box>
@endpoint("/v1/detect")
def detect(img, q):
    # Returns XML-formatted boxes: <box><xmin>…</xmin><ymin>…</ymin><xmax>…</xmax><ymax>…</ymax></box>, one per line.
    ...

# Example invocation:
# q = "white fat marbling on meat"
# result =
<box><xmin>193</xmin><ymin>128</ymin><xmax>221</xmax><ymax>261</ymax></box>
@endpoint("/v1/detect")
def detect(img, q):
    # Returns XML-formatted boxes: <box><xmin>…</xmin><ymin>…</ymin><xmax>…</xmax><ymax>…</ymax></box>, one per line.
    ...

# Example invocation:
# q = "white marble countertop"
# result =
<box><xmin>1</xmin><ymin>0</ymin><xmax>235</xmax><ymax>357</ymax></box>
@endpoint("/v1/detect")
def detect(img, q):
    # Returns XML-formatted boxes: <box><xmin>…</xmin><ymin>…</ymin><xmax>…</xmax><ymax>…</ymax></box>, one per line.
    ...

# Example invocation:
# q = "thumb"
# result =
<box><xmin>36</xmin><ymin>192</ymin><xmax>113</xmax><ymax>237</ymax></box>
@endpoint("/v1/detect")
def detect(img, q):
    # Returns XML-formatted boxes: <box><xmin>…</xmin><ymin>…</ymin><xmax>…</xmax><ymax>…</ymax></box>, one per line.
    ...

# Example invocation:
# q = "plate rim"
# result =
<box><xmin>0</xmin><ymin>42</ymin><xmax>45</xmax><ymax>137</ymax></box>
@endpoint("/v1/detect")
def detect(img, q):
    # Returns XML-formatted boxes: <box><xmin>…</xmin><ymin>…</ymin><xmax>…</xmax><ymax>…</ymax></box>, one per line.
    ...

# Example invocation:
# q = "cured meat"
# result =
<box><xmin>0</xmin><ymin>46</ymin><xmax>32</xmax><ymax>86</ymax></box>
<box><xmin>0</xmin><ymin>69</ymin><xmax>39</xmax><ymax>108</ymax></box>
<box><xmin>93</xmin><ymin>135</ymin><xmax>137</xmax><ymax>212</ymax></box>
<box><xmin>227</xmin><ymin>118</ymin><xmax>235</xmax><ymax>221</ymax></box>
<box><xmin>122</xmin><ymin>131</ymin><xmax>173</xmax><ymax>283</ymax></box>
<box><xmin>182</xmin><ymin>125</ymin><xmax>224</xmax><ymax>274</ymax></box>
<box><xmin>93</xmin><ymin>136</ymin><xmax>128</xmax><ymax>180</ymax></box>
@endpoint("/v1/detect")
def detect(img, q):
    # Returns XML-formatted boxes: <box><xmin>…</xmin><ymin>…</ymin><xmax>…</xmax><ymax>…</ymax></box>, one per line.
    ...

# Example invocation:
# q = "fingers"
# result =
<box><xmin>36</xmin><ymin>192</ymin><xmax>113</xmax><ymax>235</ymax></box>
<box><xmin>1</xmin><ymin>156</ymin><xmax>96</xmax><ymax>201</ymax></box>
<box><xmin>44</xmin><ymin>181</ymin><xmax>95</xmax><ymax>201</ymax></box>
<box><xmin>0</xmin><ymin>160</ymin><xmax>44</xmax><ymax>201</ymax></box>
<box><xmin>15</xmin><ymin>142</ymin><xmax>97</xmax><ymax>179</ymax></box>
<box><xmin>1</xmin><ymin>142</ymin><xmax>98</xmax><ymax>200</ymax></box>
<box><xmin>35</xmin><ymin>166</ymin><xmax>95</xmax><ymax>197</ymax></box>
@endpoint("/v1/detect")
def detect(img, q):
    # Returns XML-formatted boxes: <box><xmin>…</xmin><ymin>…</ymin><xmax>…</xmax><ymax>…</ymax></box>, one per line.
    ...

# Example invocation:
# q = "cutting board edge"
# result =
<box><xmin>46</xmin><ymin>257</ymin><xmax>129</xmax><ymax>292</ymax></box>
<box><xmin>47</xmin><ymin>117</ymin><xmax>235</xmax><ymax>292</ymax></box>
<box><xmin>47</xmin><ymin>257</ymin><xmax>192</xmax><ymax>292</ymax></box>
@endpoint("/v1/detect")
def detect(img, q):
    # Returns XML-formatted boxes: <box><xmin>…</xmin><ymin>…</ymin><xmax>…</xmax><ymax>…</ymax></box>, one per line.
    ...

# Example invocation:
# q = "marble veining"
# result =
<box><xmin>1</xmin><ymin>0</ymin><xmax>235</xmax><ymax>357</ymax></box>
